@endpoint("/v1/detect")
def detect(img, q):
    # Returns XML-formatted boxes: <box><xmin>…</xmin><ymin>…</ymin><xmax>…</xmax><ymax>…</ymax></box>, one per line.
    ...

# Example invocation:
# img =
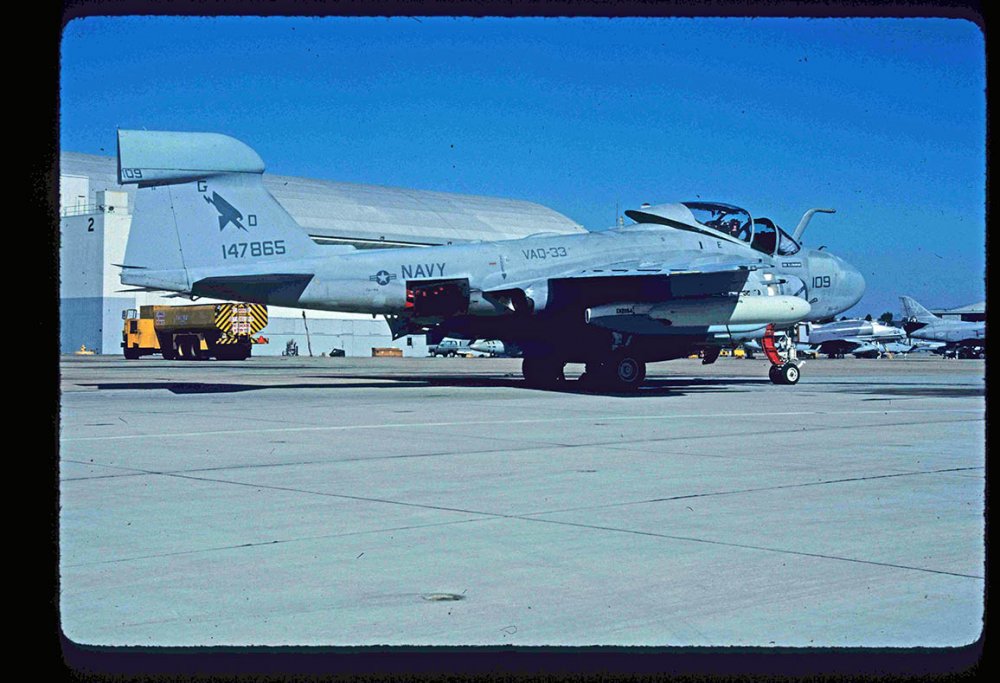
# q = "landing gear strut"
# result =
<box><xmin>762</xmin><ymin>323</ymin><xmax>802</xmax><ymax>385</ymax></box>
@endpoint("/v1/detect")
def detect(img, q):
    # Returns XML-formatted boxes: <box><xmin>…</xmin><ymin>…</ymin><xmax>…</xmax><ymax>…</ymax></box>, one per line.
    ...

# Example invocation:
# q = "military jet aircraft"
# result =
<box><xmin>881</xmin><ymin>339</ymin><xmax>946</xmax><ymax>356</ymax></box>
<box><xmin>116</xmin><ymin>130</ymin><xmax>865</xmax><ymax>389</ymax></box>
<box><xmin>900</xmin><ymin>296</ymin><xmax>985</xmax><ymax>359</ymax></box>
<box><xmin>799</xmin><ymin>318</ymin><xmax>907</xmax><ymax>358</ymax></box>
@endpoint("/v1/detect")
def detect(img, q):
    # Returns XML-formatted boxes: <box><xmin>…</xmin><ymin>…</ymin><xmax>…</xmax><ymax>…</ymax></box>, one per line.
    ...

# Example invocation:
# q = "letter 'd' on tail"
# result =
<box><xmin>117</xmin><ymin>130</ymin><xmax>321</xmax><ymax>301</ymax></box>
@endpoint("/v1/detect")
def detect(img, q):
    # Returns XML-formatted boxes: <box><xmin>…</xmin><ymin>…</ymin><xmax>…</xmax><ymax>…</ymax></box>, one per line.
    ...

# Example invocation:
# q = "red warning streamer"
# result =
<box><xmin>761</xmin><ymin>323</ymin><xmax>785</xmax><ymax>366</ymax></box>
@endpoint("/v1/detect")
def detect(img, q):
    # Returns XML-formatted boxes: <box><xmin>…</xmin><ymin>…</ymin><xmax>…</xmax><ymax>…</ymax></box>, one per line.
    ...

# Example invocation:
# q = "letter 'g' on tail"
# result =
<box><xmin>116</xmin><ymin>130</ymin><xmax>322</xmax><ymax>299</ymax></box>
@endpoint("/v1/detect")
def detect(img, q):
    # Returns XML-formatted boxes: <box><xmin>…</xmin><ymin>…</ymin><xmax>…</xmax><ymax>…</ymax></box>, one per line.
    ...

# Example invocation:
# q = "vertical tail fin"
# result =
<box><xmin>899</xmin><ymin>296</ymin><xmax>937</xmax><ymax>322</ymax></box>
<box><xmin>117</xmin><ymin>130</ymin><xmax>322</xmax><ymax>294</ymax></box>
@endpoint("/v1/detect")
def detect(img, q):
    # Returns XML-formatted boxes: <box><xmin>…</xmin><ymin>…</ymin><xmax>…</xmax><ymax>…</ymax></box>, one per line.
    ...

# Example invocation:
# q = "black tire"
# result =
<box><xmin>607</xmin><ymin>354</ymin><xmax>646</xmax><ymax>390</ymax></box>
<box><xmin>178</xmin><ymin>337</ymin><xmax>200</xmax><ymax>360</ymax></box>
<box><xmin>578</xmin><ymin>361</ymin><xmax>604</xmax><ymax>389</ymax></box>
<box><xmin>581</xmin><ymin>356</ymin><xmax>646</xmax><ymax>391</ymax></box>
<box><xmin>123</xmin><ymin>348</ymin><xmax>141</xmax><ymax>360</ymax></box>
<box><xmin>522</xmin><ymin>357</ymin><xmax>565</xmax><ymax>387</ymax></box>
<box><xmin>780</xmin><ymin>363</ymin><xmax>800</xmax><ymax>385</ymax></box>
<box><xmin>769</xmin><ymin>365</ymin><xmax>785</xmax><ymax>384</ymax></box>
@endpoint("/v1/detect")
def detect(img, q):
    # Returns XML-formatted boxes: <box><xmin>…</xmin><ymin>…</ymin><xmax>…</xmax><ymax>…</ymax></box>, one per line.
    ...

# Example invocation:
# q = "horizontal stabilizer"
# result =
<box><xmin>116</xmin><ymin>287</ymin><xmax>163</xmax><ymax>293</ymax></box>
<box><xmin>190</xmin><ymin>274</ymin><xmax>315</xmax><ymax>306</ymax></box>
<box><xmin>117</xmin><ymin>130</ymin><xmax>265</xmax><ymax>186</ymax></box>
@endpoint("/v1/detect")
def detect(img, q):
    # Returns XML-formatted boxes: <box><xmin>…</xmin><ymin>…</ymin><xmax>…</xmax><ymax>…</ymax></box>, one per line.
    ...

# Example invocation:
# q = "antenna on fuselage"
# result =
<box><xmin>792</xmin><ymin>208</ymin><xmax>836</xmax><ymax>242</ymax></box>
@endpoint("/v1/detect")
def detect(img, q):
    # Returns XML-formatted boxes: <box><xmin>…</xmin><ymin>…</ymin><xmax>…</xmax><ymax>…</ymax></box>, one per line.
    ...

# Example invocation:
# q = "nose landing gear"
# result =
<box><xmin>768</xmin><ymin>361</ymin><xmax>800</xmax><ymax>385</ymax></box>
<box><xmin>762</xmin><ymin>323</ymin><xmax>802</xmax><ymax>385</ymax></box>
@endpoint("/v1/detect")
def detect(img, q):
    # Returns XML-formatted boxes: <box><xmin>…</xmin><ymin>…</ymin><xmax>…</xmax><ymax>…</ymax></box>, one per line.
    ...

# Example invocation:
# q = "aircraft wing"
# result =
<box><xmin>548</xmin><ymin>253</ymin><xmax>765</xmax><ymax>300</ymax></box>
<box><xmin>814</xmin><ymin>338</ymin><xmax>865</xmax><ymax>355</ymax></box>
<box><xmin>570</xmin><ymin>254</ymin><xmax>761</xmax><ymax>278</ymax></box>
<box><xmin>498</xmin><ymin>253</ymin><xmax>812</xmax><ymax>334</ymax></box>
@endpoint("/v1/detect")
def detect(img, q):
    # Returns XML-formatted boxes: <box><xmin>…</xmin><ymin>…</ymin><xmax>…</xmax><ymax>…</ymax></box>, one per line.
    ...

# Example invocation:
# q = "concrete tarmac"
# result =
<box><xmin>59</xmin><ymin>355</ymin><xmax>985</xmax><ymax>647</ymax></box>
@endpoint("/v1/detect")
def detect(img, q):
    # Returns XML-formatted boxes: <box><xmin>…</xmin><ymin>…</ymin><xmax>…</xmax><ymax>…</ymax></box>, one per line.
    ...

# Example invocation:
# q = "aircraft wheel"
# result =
<box><xmin>574</xmin><ymin>362</ymin><xmax>599</xmax><ymax>388</ymax></box>
<box><xmin>590</xmin><ymin>353</ymin><xmax>645</xmax><ymax>391</ymax></box>
<box><xmin>778</xmin><ymin>363</ymin><xmax>800</xmax><ymax>385</ymax></box>
<box><xmin>522</xmin><ymin>357</ymin><xmax>565</xmax><ymax>387</ymax></box>
<box><xmin>612</xmin><ymin>354</ymin><xmax>645</xmax><ymax>388</ymax></box>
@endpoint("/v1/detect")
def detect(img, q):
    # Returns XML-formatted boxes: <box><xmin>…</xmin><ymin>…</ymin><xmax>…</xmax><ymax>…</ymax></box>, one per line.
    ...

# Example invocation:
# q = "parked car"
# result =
<box><xmin>429</xmin><ymin>339</ymin><xmax>469</xmax><ymax>357</ymax></box>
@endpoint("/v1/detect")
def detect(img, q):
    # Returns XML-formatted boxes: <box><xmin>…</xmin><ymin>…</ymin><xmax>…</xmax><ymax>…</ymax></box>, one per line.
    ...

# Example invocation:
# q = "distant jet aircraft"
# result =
<box><xmin>799</xmin><ymin>318</ymin><xmax>907</xmax><ymax>358</ymax></box>
<box><xmin>116</xmin><ymin>129</ymin><xmax>865</xmax><ymax>388</ymax></box>
<box><xmin>880</xmin><ymin>339</ymin><xmax>946</xmax><ymax>356</ymax></box>
<box><xmin>900</xmin><ymin>296</ymin><xmax>985</xmax><ymax>359</ymax></box>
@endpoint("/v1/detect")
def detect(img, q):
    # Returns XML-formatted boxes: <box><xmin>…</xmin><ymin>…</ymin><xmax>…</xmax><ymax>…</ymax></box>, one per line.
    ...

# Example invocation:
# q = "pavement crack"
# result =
<box><xmin>511</xmin><ymin>516</ymin><xmax>984</xmax><ymax>581</ymax></box>
<box><xmin>519</xmin><ymin>466</ymin><xmax>984</xmax><ymax>517</ymax></box>
<box><xmin>75</xmin><ymin>464</ymin><xmax>984</xmax><ymax>582</ymax></box>
<box><xmin>63</xmin><ymin>518</ymin><xmax>486</xmax><ymax>568</ymax></box>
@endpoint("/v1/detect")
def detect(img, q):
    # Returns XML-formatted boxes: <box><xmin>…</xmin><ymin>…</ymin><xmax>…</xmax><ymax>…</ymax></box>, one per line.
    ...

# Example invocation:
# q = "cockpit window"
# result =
<box><xmin>681</xmin><ymin>202</ymin><xmax>753</xmax><ymax>243</ymax></box>
<box><xmin>750</xmin><ymin>217</ymin><xmax>777</xmax><ymax>254</ymax></box>
<box><xmin>776</xmin><ymin>227</ymin><xmax>800</xmax><ymax>255</ymax></box>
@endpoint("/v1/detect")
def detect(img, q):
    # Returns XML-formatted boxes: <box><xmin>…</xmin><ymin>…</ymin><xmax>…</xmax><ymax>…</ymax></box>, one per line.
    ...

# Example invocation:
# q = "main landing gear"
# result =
<box><xmin>762</xmin><ymin>323</ymin><xmax>802</xmax><ymax>385</ymax></box>
<box><xmin>521</xmin><ymin>356</ymin><xmax>566</xmax><ymax>387</ymax></box>
<box><xmin>579</xmin><ymin>352</ymin><xmax>646</xmax><ymax>391</ymax></box>
<box><xmin>522</xmin><ymin>338</ymin><xmax>647</xmax><ymax>392</ymax></box>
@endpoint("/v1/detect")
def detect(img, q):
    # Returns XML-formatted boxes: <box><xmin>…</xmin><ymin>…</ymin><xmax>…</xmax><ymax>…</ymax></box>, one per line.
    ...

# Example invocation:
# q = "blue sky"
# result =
<box><xmin>60</xmin><ymin>16</ymin><xmax>985</xmax><ymax>318</ymax></box>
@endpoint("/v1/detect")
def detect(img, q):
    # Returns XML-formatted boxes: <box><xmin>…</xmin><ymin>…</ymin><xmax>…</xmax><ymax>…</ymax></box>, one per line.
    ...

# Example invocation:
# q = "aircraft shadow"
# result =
<box><xmin>79</xmin><ymin>375</ymin><xmax>769</xmax><ymax>396</ymax></box>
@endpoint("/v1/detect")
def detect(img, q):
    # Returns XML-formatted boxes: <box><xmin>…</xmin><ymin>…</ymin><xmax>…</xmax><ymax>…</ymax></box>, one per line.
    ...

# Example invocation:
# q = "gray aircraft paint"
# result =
<box><xmin>900</xmin><ymin>296</ymin><xmax>986</xmax><ymax>348</ymax></box>
<box><xmin>116</xmin><ymin>130</ymin><xmax>865</xmax><ymax>367</ymax></box>
<box><xmin>801</xmin><ymin>319</ymin><xmax>907</xmax><ymax>357</ymax></box>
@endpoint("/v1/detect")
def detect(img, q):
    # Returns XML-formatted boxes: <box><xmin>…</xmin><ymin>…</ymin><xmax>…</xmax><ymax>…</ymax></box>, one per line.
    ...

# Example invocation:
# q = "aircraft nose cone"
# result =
<box><xmin>841</xmin><ymin>260</ymin><xmax>865</xmax><ymax>309</ymax></box>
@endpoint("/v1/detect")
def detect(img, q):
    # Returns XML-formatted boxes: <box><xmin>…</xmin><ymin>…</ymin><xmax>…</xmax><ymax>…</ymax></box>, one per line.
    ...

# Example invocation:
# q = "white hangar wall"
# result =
<box><xmin>59</xmin><ymin>152</ymin><xmax>585</xmax><ymax>356</ymax></box>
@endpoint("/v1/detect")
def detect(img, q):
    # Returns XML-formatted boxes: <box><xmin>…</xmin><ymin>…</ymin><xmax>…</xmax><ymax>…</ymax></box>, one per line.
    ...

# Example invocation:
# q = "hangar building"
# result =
<box><xmin>931</xmin><ymin>302</ymin><xmax>985</xmax><ymax>323</ymax></box>
<box><xmin>60</xmin><ymin>152</ymin><xmax>585</xmax><ymax>356</ymax></box>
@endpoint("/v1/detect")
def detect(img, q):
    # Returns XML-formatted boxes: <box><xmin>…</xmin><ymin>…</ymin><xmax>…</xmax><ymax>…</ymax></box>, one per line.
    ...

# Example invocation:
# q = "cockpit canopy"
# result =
<box><xmin>681</xmin><ymin>202</ymin><xmax>753</xmax><ymax>242</ymax></box>
<box><xmin>673</xmin><ymin>201</ymin><xmax>801</xmax><ymax>256</ymax></box>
